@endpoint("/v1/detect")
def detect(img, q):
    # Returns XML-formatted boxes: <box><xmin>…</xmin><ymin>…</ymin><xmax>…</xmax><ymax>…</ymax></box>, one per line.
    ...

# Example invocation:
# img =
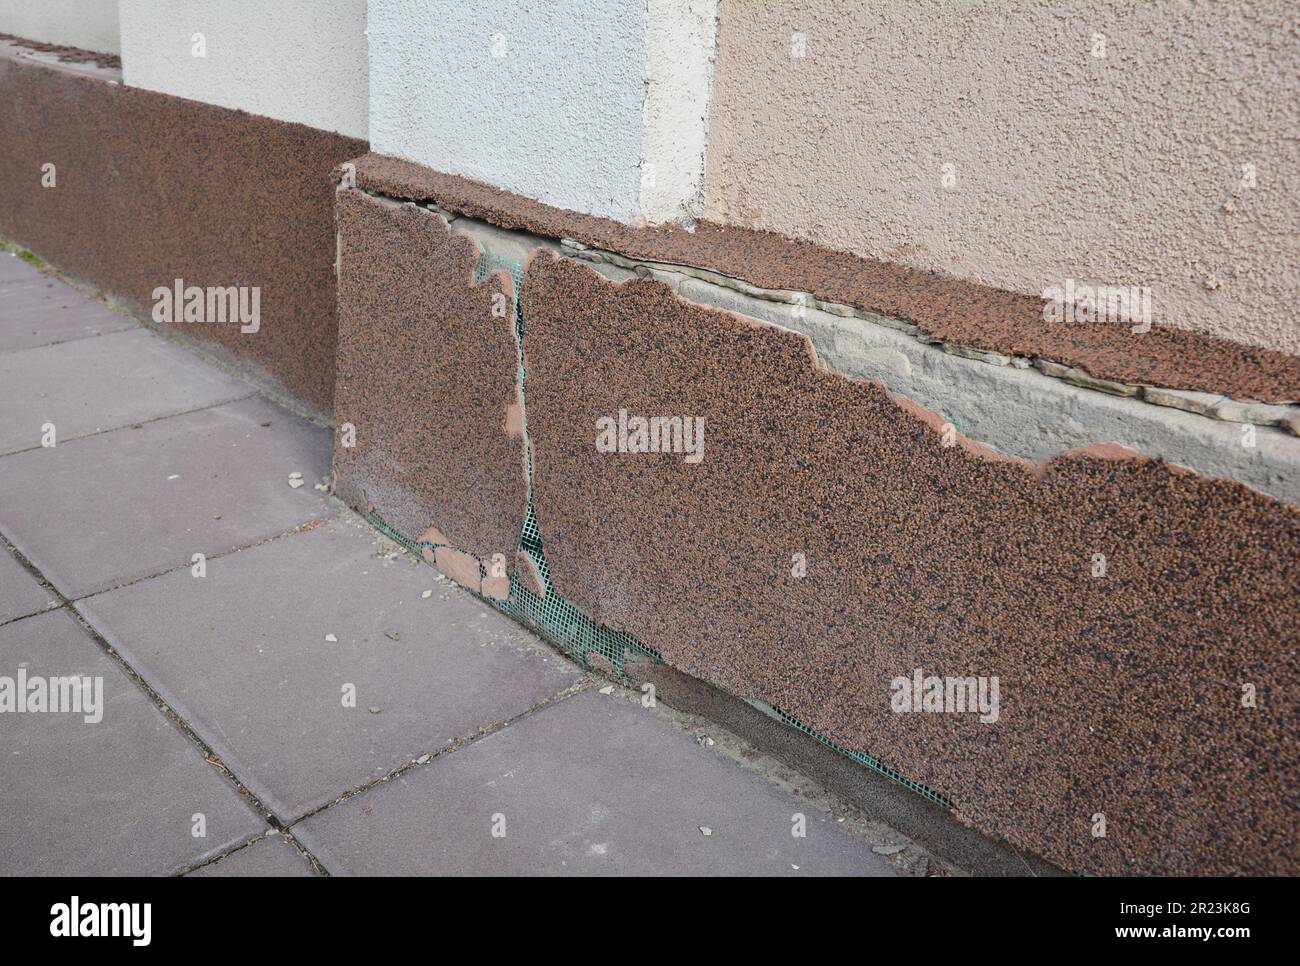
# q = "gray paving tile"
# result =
<box><xmin>0</xmin><ymin>277</ymin><xmax>135</xmax><ymax>351</ymax></box>
<box><xmin>0</xmin><ymin>252</ymin><xmax>45</xmax><ymax>285</ymax></box>
<box><xmin>186</xmin><ymin>833</ymin><xmax>318</xmax><ymax>877</ymax></box>
<box><xmin>0</xmin><ymin>545</ymin><xmax>57</xmax><ymax>626</ymax></box>
<box><xmin>0</xmin><ymin>396</ymin><xmax>334</xmax><ymax>598</ymax></box>
<box><xmin>0</xmin><ymin>609</ymin><xmax>264</xmax><ymax>875</ymax></box>
<box><xmin>76</xmin><ymin>514</ymin><xmax>581</xmax><ymax>822</ymax></box>
<box><xmin>295</xmin><ymin>688</ymin><xmax>899</xmax><ymax>877</ymax></box>
<box><xmin>0</xmin><ymin>327</ymin><xmax>252</xmax><ymax>455</ymax></box>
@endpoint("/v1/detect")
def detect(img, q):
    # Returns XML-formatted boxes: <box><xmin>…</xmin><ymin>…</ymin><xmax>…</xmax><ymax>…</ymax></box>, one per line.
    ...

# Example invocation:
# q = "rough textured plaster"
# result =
<box><xmin>641</xmin><ymin>0</ymin><xmax>719</xmax><ymax>223</ymax></box>
<box><xmin>664</xmin><ymin>270</ymin><xmax>1300</xmax><ymax>507</ymax></box>
<box><xmin>0</xmin><ymin>0</ymin><xmax>119</xmax><ymax>55</ymax></box>
<box><xmin>353</xmin><ymin>153</ymin><xmax>1300</xmax><ymax>402</ymax></box>
<box><xmin>367</xmin><ymin>0</ymin><xmax>647</xmax><ymax>223</ymax></box>
<box><xmin>0</xmin><ymin>46</ymin><xmax>365</xmax><ymax>411</ymax></box>
<box><xmin>704</xmin><ymin>0</ymin><xmax>1300</xmax><ymax>355</ymax></box>
<box><xmin>434</xmin><ymin>205</ymin><xmax>1300</xmax><ymax>506</ymax></box>
<box><xmin>333</xmin><ymin>189</ymin><xmax>527</xmax><ymax>566</ymax></box>
<box><xmin>118</xmin><ymin>0</ymin><xmax>367</xmax><ymax>138</ymax></box>
<box><xmin>522</xmin><ymin>251</ymin><xmax>1299</xmax><ymax>876</ymax></box>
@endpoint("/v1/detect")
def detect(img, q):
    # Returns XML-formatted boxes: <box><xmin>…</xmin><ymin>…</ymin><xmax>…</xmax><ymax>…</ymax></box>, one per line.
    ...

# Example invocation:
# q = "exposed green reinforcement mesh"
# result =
<box><xmin>769</xmin><ymin>705</ymin><xmax>955</xmax><ymax>808</ymax></box>
<box><xmin>364</xmin><ymin>245</ymin><xmax>952</xmax><ymax>811</ymax></box>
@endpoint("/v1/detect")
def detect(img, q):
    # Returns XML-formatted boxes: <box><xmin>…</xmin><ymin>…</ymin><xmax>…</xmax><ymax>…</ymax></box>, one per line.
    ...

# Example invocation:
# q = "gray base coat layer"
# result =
<box><xmin>444</xmin><ymin>211</ymin><xmax>1300</xmax><ymax>508</ymax></box>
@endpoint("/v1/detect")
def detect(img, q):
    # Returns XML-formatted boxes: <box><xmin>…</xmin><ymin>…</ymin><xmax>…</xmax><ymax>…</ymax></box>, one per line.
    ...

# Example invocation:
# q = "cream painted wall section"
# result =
<box><xmin>705</xmin><ymin>0</ymin><xmax>1299</xmax><ymax>355</ymax></box>
<box><xmin>0</xmin><ymin>0</ymin><xmax>120</xmax><ymax>55</ymax></box>
<box><xmin>642</xmin><ymin>0</ymin><xmax>719</xmax><ymax>224</ymax></box>
<box><xmin>117</xmin><ymin>0</ymin><xmax>367</xmax><ymax>138</ymax></box>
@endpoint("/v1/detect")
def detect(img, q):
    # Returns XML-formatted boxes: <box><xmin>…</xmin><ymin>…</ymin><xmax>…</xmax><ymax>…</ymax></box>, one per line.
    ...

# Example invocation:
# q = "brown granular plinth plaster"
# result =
<box><xmin>354</xmin><ymin>152</ymin><xmax>1300</xmax><ymax>403</ymax></box>
<box><xmin>522</xmin><ymin>251</ymin><xmax>1299</xmax><ymax>876</ymax></box>
<box><xmin>0</xmin><ymin>48</ymin><xmax>364</xmax><ymax>411</ymax></box>
<box><xmin>333</xmin><ymin>189</ymin><xmax>526</xmax><ymax>568</ymax></box>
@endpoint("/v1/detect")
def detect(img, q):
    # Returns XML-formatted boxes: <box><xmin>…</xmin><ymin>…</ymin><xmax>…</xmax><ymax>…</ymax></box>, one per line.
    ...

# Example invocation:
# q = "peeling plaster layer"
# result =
<box><xmin>333</xmin><ymin>189</ymin><xmax>527</xmax><ymax>567</ymax></box>
<box><xmin>567</xmin><ymin>247</ymin><xmax>1300</xmax><ymax>506</ymax></box>
<box><xmin>0</xmin><ymin>0</ymin><xmax>119</xmax><ymax>56</ymax></box>
<box><xmin>521</xmin><ymin>251</ymin><xmax>1300</xmax><ymax>876</ymax></box>
<box><xmin>352</xmin><ymin>152</ymin><xmax>1300</xmax><ymax>403</ymax></box>
<box><xmin>118</xmin><ymin>0</ymin><xmax>368</xmax><ymax>139</ymax></box>
<box><xmin>704</xmin><ymin>0</ymin><xmax>1300</xmax><ymax>355</ymax></box>
<box><xmin>407</xmin><ymin>199</ymin><xmax>1300</xmax><ymax>507</ymax></box>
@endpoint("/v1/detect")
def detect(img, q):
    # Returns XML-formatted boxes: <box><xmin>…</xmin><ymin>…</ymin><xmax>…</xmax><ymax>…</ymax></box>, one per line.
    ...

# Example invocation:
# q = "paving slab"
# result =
<box><xmin>0</xmin><ymin>545</ymin><xmax>57</xmax><ymax>626</ymax></box>
<box><xmin>295</xmin><ymin>687</ymin><xmax>899</xmax><ymax>877</ymax></box>
<box><xmin>0</xmin><ymin>327</ymin><xmax>253</xmax><ymax>455</ymax></box>
<box><xmin>0</xmin><ymin>609</ymin><xmax>265</xmax><ymax>875</ymax></box>
<box><xmin>0</xmin><ymin>252</ymin><xmax>45</xmax><ymax>285</ymax></box>
<box><xmin>0</xmin><ymin>395</ymin><xmax>335</xmax><ymax>598</ymax></box>
<box><xmin>0</xmin><ymin>277</ymin><xmax>135</xmax><ymax>351</ymax></box>
<box><xmin>186</xmin><ymin>833</ymin><xmax>319</xmax><ymax>877</ymax></box>
<box><xmin>76</xmin><ymin>514</ymin><xmax>581</xmax><ymax>822</ymax></box>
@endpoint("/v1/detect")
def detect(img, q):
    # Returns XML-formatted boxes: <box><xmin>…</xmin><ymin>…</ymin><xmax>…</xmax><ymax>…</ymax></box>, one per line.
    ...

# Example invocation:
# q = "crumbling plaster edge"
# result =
<box><xmin>352</xmin><ymin>186</ymin><xmax>1300</xmax><ymax>509</ymax></box>
<box><xmin>564</xmin><ymin>242</ymin><xmax>1300</xmax><ymax>434</ymax></box>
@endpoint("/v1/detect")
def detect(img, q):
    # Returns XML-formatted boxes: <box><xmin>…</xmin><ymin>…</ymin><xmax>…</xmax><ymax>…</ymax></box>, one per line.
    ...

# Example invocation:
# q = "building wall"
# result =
<box><xmin>642</xmin><ymin>0</ymin><xmax>719</xmax><ymax>223</ymax></box>
<box><xmin>704</xmin><ymin>0</ymin><xmax>1300</xmax><ymax>355</ymax></box>
<box><xmin>368</xmin><ymin>0</ymin><xmax>648</xmax><ymax>223</ymax></box>
<box><xmin>334</xmin><ymin>155</ymin><xmax>1300</xmax><ymax>875</ymax></box>
<box><xmin>0</xmin><ymin>45</ymin><xmax>365</xmax><ymax>413</ymax></box>
<box><xmin>117</xmin><ymin>0</ymin><xmax>368</xmax><ymax>139</ymax></box>
<box><xmin>3</xmin><ymin>0</ymin><xmax>1298</xmax><ymax>875</ymax></box>
<box><xmin>0</xmin><ymin>0</ymin><xmax>120</xmax><ymax>55</ymax></box>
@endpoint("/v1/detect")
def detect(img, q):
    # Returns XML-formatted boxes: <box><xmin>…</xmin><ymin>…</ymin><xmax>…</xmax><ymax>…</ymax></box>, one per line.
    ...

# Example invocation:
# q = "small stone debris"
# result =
<box><xmin>696</xmin><ymin>734</ymin><xmax>714</xmax><ymax>747</ymax></box>
<box><xmin>384</xmin><ymin>628</ymin><xmax>400</xmax><ymax>641</ymax></box>
<box><xmin>368</xmin><ymin>706</ymin><xmax>381</xmax><ymax>714</ymax></box>
<box><xmin>288</xmin><ymin>478</ymin><xmax>305</xmax><ymax>489</ymax></box>
<box><xmin>313</xmin><ymin>483</ymin><xmax>328</xmax><ymax>492</ymax></box>
<box><xmin>324</xmin><ymin>633</ymin><xmax>337</xmax><ymax>643</ymax></box>
<box><xmin>288</xmin><ymin>471</ymin><xmax>303</xmax><ymax>480</ymax></box>
<box><xmin>421</xmin><ymin>589</ymin><xmax>433</xmax><ymax>599</ymax></box>
<box><xmin>416</xmin><ymin>754</ymin><xmax>430</xmax><ymax>765</ymax></box>
<box><xmin>872</xmin><ymin>844</ymin><xmax>906</xmax><ymax>855</ymax></box>
<box><xmin>598</xmin><ymin>684</ymin><xmax>615</xmax><ymax>695</ymax></box>
<box><xmin>212</xmin><ymin>514</ymin><xmax>221</xmax><ymax>520</ymax></box>
<box><xmin>699</xmin><ymin>826</ymin><xmax>713</xmax><ymax>837</ymax></box>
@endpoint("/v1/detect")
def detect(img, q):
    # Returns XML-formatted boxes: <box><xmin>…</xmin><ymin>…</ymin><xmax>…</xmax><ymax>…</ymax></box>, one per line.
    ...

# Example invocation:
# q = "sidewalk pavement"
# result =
<box><xmin>0</xmin><ymin>250</ymin><xmax>926</xmax><ymax>876</ymax></box>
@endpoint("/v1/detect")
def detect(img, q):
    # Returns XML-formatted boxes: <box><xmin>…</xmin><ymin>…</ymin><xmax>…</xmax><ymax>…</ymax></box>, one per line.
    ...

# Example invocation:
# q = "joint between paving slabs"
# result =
<box><xmin>0</xmin><ymin>390</ymin><xmax>260</xmax><ymax>460</ymax></box>
<box><xmin>284</xmin><ymin>674</ymin><xmax>599</xmax><ymax>829</ymax></box>
<box><xmin>61</xmin><ymin>512</ymin><xmax>342</xmax><ymax>604</ymax></box>
<box><xmin>0</xmin><ymin>532</ymin><xmax>62</xmax><ymax>629</ymax></box>
<box><xmin>1</xmin><ymin>530</ymin><xmax>285</xmax><ymax>832</ymax></box>
<box><xmin>174</xmin><ymin>828</ymin><xmax>330</xmax><ymax>878</ymax></box>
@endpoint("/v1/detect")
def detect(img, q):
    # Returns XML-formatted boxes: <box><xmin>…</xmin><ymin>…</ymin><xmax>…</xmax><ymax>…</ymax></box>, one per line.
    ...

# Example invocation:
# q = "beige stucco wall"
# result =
<box><xmin>704</xmin><ymin>0</ymin><xmax>1299</xmax><ymax>356</ymax></box>
<box><xmin>0</xmin><ymin>0</ymin><xmax>120</xmax><ymax>54</ymax></box>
